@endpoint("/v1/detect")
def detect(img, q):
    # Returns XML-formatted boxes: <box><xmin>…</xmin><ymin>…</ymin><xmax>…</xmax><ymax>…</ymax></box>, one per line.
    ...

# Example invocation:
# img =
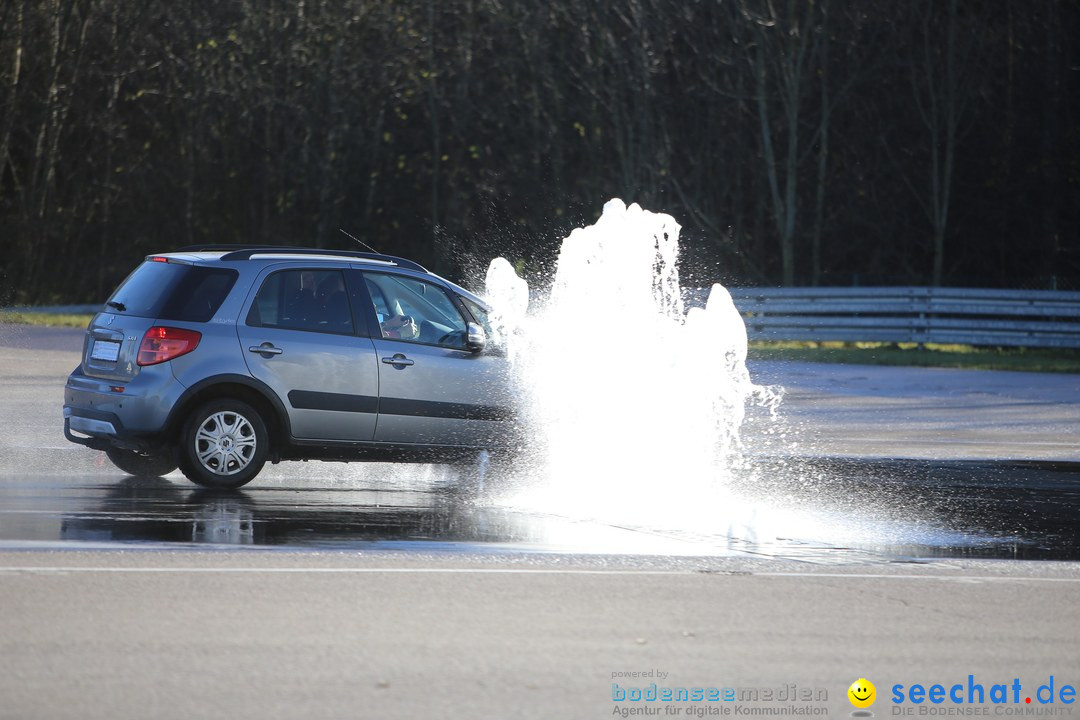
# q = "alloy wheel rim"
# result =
<box><xmin>194</xmin><ymin>411</ymin><xmax>257</xmax><ymax>476</ymax></box>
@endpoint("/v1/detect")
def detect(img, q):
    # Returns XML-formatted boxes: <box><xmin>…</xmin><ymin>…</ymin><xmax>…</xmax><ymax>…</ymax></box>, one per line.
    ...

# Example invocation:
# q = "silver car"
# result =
<box><xmin>63</xmin><ymin>246</ymin><xmax>515</xmax><ymax>488</ymax></box>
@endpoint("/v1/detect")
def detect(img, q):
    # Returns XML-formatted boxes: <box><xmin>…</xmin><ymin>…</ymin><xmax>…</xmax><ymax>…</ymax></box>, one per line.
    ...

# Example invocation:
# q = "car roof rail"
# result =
<box><xmin>172</xmin><ymin>244</ymin><xmax>428</xmax><ymax>273</ymax></box>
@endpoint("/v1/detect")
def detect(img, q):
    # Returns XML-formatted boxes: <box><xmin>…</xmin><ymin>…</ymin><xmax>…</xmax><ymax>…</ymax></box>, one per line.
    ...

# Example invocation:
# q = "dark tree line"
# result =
<box><xmin>0</xmin><ymin>0</ymin><xmax>1077</xmax><ymax>304</ymax></box>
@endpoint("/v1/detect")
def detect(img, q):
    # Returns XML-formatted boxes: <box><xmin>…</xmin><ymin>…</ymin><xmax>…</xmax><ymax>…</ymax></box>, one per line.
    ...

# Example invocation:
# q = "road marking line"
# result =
<box><xmin>0</xmin><ymin>566</ymin><xmax>687</xmax><ymax>575</ymax></box>
<box><xmin>755</xmin><ymin>572</ymin><xmax>1080</xmax><ymax>583</ymax></box>
<box><xmin>0</xmin><ymin>566</ymin><xmax>1078</xmax><ymax>582</ymax></box>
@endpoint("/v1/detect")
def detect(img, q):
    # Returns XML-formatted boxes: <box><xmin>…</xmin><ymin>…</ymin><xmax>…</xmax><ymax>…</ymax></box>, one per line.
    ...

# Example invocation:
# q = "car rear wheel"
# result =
<box><xmin>105</xmin><ymin>447</ymin><xmax>178</xmax><ymax>478</ymax></box>
<box><xmin>178</xmin><ymin>399</ymin><xmax>268</xmax><ymax>489</ymax></box>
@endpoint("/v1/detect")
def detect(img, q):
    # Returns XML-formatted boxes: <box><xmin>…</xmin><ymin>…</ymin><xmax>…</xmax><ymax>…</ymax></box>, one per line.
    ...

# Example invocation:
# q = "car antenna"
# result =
<box><xmin>339</xmin><ymin>228</ymin><xmax>380</xmax><ymax>254</ymax></box>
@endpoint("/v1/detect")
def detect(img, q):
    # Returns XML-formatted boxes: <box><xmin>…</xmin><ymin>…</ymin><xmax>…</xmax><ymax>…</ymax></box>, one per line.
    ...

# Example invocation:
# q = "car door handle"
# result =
<box><xmin>248</xmin><ymin>343</ymin><xmax>283</xmax><ymax>356</ymax></box>
<box><xmin>381</xmin><ymin>354</ymin><xmax>414</xmax><ymax>367</ymax></box>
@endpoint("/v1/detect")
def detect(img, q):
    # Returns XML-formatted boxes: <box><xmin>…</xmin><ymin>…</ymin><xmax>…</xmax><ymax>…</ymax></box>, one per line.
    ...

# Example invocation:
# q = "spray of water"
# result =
<box><xmin>477</xmin><ymin>201</ymin><xmax>987</xmax><ymax>558</ymax></box>
<box><xmin>483</xmin><ymin>199</ymin><xmax>781</xmax><ymax>529</ymax></box>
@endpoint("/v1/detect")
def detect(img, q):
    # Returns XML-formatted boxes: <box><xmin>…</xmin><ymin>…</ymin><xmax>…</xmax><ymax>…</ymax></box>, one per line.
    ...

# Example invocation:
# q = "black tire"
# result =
<box><xmin>177</xmin><ymin>399</ymin><xmax>269</xmax><ymax>489</ymax></box>
<box><xmin>105</xmin><ymin>447</ymin><xmax>178</xmax><ymax>478</ymax></box>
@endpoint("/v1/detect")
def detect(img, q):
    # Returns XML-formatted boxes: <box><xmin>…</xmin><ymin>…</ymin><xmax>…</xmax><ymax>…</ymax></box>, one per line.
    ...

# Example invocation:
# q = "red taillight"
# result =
<box><xmin>137</xmin><ymin>327</ymin><xmax>201</xmax><ymax>366</ymax></box>
<box><xmin>151</xmin><ymin>256</ymin><xmax>169</xmax><ymax>263</ymax></box>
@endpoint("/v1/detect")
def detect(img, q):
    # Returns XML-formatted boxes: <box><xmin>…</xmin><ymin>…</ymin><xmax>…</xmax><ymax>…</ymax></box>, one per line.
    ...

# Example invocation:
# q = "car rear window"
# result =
<box><xmin>107</xmin><ymin>261</ymin><xmax>238</xmax><ymax>322</ymax></box>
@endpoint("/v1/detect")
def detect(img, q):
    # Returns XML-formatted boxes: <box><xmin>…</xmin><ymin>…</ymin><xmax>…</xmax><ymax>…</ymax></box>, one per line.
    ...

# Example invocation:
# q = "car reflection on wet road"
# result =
<box><xmin>55</xmin><ymin>478</ymin><xmax>521</xmax><ymax>549</ymax></box>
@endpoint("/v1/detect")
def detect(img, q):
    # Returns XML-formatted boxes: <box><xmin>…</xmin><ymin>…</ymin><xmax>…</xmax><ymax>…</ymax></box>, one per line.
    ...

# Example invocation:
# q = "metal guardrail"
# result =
<box><xmin>713</xmin><ymin>287</ymin><xmax>1080</xmax><ymax>349</ymax></box>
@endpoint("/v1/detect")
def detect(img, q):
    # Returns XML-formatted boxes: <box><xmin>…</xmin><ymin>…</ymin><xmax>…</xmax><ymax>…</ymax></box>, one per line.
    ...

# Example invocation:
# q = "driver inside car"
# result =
<box><xmin>381</xmin><ymin>313</ymin><xmax>419</xmax><ymax>340</ymax></box>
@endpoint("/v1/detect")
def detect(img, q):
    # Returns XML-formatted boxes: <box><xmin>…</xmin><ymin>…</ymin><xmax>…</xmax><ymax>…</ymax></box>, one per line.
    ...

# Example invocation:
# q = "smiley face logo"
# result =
<box><xmin>848</xmin><ymin>678</ymin><xmax>876</xmax><ymax>708</ymax></box>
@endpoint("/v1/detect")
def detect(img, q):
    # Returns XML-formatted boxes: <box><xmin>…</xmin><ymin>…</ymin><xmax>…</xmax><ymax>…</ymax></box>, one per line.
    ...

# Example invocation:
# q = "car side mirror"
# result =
<box><xmin>466</xmin><ymin>322</ymin><xmax>486</xmax><ymax>352</ymax></box>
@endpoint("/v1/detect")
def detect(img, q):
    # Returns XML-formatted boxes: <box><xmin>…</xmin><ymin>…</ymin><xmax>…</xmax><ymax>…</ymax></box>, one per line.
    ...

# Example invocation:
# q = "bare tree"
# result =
<box><xmin>741</xmin><ymin>0</ymin><xmax>828</xmax><ymax>286</ymax></box>
<box><xmin>899</xmin><ymin>0</ymin><xmax>985</xmax><ymax>286</ymax></box>
<box><xmin>0</xmin><ymin>0</ymin><xmax>26</xmax><ymax>193</ymax></box>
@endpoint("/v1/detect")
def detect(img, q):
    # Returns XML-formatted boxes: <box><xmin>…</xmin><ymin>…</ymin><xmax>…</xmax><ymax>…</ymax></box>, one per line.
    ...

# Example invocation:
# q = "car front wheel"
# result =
<box><xmin>178</xmin><ymin>399</ymin><xmax>269</xmax><ymax>489</ymax></box>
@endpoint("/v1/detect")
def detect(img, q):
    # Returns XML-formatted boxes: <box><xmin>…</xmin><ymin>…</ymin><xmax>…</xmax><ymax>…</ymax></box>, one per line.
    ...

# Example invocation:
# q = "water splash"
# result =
<box><xmin>476</xmin><ymin>209</ymin><xmax>994</xmax><ymax>558</ymax></box>
<box><xmin>483</xmin><ymin>257</ymin><xmax>529</xmax><ymax>362</ymax></box>
<box><xmin>484</xmin><ymin>199</ymin><xmax>781</xmax><ymax>526</ymax></box>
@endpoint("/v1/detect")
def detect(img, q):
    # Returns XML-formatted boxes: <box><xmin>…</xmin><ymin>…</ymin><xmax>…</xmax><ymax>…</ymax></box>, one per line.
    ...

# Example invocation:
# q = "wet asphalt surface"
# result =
<box><xmin>3</xmin><ymin>457</ymin><xmax>1080</xmax><ymax>562</ymax></box>
<box><xmin>2</xmin><ymin>322</ymin><xmax>1080</xmax><ymax>563</ymax></box>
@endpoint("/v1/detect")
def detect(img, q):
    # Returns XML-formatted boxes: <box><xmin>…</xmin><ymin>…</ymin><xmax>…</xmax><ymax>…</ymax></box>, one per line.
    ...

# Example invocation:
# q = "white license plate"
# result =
<box><xmin>90</xmin><ymin>340</ymin><xmax>121</xmax><ymax>362</ymax></box>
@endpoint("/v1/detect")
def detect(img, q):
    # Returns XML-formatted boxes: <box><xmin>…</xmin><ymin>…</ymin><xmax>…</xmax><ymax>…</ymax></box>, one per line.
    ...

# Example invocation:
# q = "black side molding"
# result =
<box><xmin>288</xmin><ymin>390</ymin><xmax>378</xmax><ymax>414</ymax></box>
<box><xmin>379</xmin><ymin>397</ymin><xmax>515</xmax><ymax>422</ymax></box>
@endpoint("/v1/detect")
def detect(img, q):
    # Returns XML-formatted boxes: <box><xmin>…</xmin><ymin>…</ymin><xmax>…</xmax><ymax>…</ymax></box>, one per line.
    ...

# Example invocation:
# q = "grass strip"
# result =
<box><xmin>748</xmin><ymin>341</ymin><xmax>1080</xmax><ymax>373</ymax></box>
<box><xmin>0</xmin><ymin>311</ymin><xmax>95</xmax><ymax>329</ymax></box>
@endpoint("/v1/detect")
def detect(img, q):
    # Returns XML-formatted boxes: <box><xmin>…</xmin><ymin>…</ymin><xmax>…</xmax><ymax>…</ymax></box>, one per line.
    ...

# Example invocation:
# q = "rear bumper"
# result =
<box><xmin>63</xmin><ymin>409</ymin><xmax>162</xmax><ymax>453</ymax></box>
<box><xmin>63</xmin><ymin>414</ymin><xmax>116</xmax><ymax>451</ymax></box>
<box><xmin>63</xmin><ymin>364</ymin><xmax>181</xmax><ymax>452</ymax></box>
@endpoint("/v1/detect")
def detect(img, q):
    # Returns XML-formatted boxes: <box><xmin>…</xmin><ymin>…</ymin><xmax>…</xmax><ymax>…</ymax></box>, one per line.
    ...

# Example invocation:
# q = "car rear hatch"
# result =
<box><xmin>82</xmin><ymin>257</ymin><xmax>238</xmax><ymax>383</ymax></box>
<box><xmin>83</xmin><ymin>311</ymin><xmax>157</xmax><ymax>383</ymax></box>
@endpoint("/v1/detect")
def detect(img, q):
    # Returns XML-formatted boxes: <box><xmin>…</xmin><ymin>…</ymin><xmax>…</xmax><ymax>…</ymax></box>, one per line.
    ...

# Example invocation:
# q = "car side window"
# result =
<box><xmin>246</xmin><ymin>269</ymin><xmax>354</xmax><ymax>335</ymax></box>
<box><xmin>363</xmin><ymin>272</ymin><xmax>468</xmax><ymax>349</ymax></box>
